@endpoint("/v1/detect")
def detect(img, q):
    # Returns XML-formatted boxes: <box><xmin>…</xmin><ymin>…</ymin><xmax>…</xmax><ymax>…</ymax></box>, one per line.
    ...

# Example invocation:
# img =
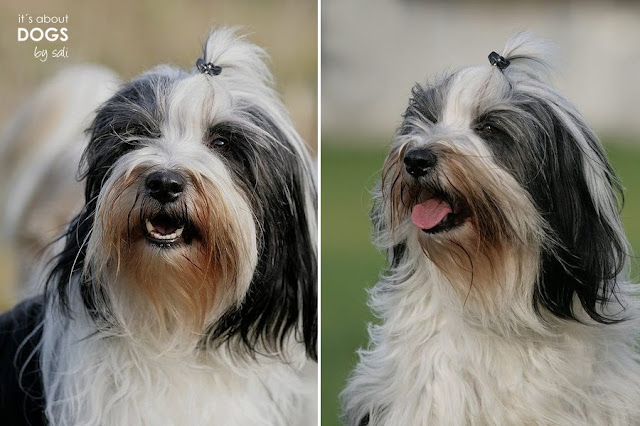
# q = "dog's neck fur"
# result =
<box><xmin>343</xmin><ymin>248</ymin><xmax>640</xmax><ymax>426</ymax></box>
<box><xmin>40</xmin><ymin>287</ymin><xmax>315</xmax><ymax>426</ymax></box>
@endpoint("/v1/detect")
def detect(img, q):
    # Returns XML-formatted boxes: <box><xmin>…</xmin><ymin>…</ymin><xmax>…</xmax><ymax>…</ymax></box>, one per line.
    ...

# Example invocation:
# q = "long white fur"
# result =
<box><xmin>41</xmin><ymin>288</ymin><xmax>313</xmax><ymax>426</ymax></box>
<box><xmin>342</xmin><ymin>34</ymin><xmax>640</xmax><ymax>426</ymax></box>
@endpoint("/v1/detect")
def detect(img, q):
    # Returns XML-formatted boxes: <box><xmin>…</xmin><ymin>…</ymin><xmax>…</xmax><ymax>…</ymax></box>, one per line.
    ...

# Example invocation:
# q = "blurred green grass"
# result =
<box><xmin>321</xmin><ymin>140</ymin><xmax>640</xmax><ymax>426</ymax></box>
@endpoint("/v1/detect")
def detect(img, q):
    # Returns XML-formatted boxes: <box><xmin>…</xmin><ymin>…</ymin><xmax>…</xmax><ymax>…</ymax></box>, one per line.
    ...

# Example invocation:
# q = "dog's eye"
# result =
<box><xmin>475</xmin><ymin>123</ymin><xmax>498</xmax><ymax>136</ymax></box>
<box><xmin>212</xmin><ymin>138</ymin><xmax>227</xmax><ymax>148</ymax></box>
<box><xmin>208</xmin><ymin>135</ymin><xmax>230</xmax><ymax>151</ymax></box>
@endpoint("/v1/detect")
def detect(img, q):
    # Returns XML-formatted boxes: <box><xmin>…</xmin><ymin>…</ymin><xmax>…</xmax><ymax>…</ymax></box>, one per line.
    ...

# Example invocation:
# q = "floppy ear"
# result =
<box><xmin>206</xmin><ymin>105</ymin><xmax>318</xmax><ymax>360</ymax></box>
<box><xmin>529</xmin><ymin>101</ymin><xmax>628</xmax><ymax>324</ymax></box>
<box><xmin>47</xmin><ymin>75</ymin><xmax>167</xmax><ymax>319</ymax></box>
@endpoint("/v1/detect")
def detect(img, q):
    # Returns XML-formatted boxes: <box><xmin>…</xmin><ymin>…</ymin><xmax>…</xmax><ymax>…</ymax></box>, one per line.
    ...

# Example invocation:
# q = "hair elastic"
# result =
<box><xmin>488</xmin><ymin>51</ymin><xmax>510</xmax><ymax>70</ymax></box>
<box><xmin>197</xmin><ymin>58</ymin><xmax>222</xmax><ymax>76</ymax></box>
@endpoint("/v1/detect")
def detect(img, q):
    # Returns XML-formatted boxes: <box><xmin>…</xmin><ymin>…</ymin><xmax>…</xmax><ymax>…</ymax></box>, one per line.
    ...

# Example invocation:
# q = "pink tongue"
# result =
<box><xmin>411</xmin><ymin>198</ymin><xmax>453</xmax><ymax>230</ymax></box>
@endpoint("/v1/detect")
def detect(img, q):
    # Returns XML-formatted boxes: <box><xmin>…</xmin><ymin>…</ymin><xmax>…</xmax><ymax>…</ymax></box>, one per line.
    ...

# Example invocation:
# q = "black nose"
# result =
<box><xmin>145</xmin><ymin>170</ymin><xmax>185</xmax><ymax>204</ymax></box>
<box><xmin>403</xmin><ymin>149</ymin><xmax>437</xmax><ymax>178</ymax></box>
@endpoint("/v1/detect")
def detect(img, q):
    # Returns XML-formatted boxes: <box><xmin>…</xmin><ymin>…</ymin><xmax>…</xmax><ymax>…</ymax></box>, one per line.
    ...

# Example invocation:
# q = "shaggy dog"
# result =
<box><xmin>342</xmin><ymin>34</ymin><xmax>640</xmax><ymax>426</ymax></box>
<box><xmin>0</xmin><ymin>28</ymin><xmax>317</xmax><ymax>426</ymax></box>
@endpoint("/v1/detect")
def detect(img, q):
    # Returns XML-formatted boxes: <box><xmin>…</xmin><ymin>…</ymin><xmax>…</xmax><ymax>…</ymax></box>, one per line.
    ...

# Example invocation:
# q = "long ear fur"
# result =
<box><xmin>204</xmin><ymin>104</ymin><xmax>317</xmax><ymax>360</ymax></box>
<box><xmin>500</xmin><ymin>35</ymin><xmax>630</xmax><ymax>323</ymax></box>
<box><xmin>45</xmin><ymin>73</ymin><xmax>171</xmax><ymax>323</ymax></box>
<box><xmin>529</xmin><ymin>103</ymin><xmax>628</xmax><ymax>323</ymax></box>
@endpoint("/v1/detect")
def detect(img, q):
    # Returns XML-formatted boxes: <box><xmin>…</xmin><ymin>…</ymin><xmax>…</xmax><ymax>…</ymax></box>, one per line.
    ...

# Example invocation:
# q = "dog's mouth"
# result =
<box><xmin>143</xmin><ymin>213</ymin><xmax>193</xmax><ymax>247</ymax></box>
<box><xmin>411</xmin><ymin>193</ymin><xmax>469</xmax><ymax>234</ymax></box>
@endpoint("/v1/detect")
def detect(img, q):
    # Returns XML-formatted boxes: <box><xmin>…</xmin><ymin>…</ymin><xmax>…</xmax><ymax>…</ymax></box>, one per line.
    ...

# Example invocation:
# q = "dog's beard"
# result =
<box><xmin>380</xmin><ymin>141</ymin><xmax>545</xmax><ymax>300</ymax></box>
<box><xmin>84</xmin><ymin>160</ymin><xmax>257</xmax><ymax>336</ymax></box>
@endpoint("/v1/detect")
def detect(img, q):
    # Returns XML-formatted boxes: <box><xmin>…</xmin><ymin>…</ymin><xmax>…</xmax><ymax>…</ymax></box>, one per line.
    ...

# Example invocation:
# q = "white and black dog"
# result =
<box><xmin>0</xmin><ymin>28</ymin><xmax>317</xmax><ymax>425</ymax></box>
<box><xmin>342</xmin><ymin>33</ymin><xmax>640</xmax><ymax>425</ymax></box>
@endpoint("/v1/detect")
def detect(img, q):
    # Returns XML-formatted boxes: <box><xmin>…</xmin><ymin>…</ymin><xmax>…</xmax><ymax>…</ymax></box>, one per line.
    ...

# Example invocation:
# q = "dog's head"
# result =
<box><xmin>50</xmin><ymin>28</ymin><xmax>317</xmax><ymax>358</ymax></box>
<box><xmin>376</xmin><ymin>33</ymin><xmax>628</xmax><ymax>324</ymax></box>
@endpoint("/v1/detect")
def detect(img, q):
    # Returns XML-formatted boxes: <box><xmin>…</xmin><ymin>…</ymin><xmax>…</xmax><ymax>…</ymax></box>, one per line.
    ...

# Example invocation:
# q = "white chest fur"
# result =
<box><xmin>343</xmin><ymin>271</ymin><xmax>640</xmax><ymax>426</ymax></box>
<box><xmin>41</xmin><ymin>313</ymin><xmax>315</xmax><ymax>426</ymax></box>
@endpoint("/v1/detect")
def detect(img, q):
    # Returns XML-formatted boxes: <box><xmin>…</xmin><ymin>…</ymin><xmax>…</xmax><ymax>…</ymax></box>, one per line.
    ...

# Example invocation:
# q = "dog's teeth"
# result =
<box><xmin>151</xmin><ymin>231</ymin><xmax>173</xmax><ymax>240</ymax></box>
<box><xmin>148</xmin><ymin>227</ymin><xmax>185</xmax><ymax>241</ymax></box>
<box><xmin>146</xmin><ymin>220</ymin><xmax>185</xmax><ymax>243</ymax></box>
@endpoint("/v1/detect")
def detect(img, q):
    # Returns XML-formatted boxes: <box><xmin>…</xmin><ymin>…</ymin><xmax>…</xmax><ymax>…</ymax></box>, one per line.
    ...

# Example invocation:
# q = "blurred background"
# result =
<box><xmin>321</xmin><ymin>0</ymin><xmax>640</xmax><ymax>424</ymax></box>
<box><xmin>0</xmin><ymin>0</ymin><xmax>317</xmax><ymax>310</ymax></box>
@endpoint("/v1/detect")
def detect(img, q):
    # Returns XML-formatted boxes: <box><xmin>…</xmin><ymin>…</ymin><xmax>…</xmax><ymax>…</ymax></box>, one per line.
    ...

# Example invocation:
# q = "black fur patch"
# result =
<box><xmin>474</xmin><ymin>93</ymin><xmax>626</xmax><ymax>323</ymax></box>
<box><xmin>203</xmin><ymin>105</ymin><xmax>317</xmax><ymax>360</ymax></box>
<box><xmin>0</xmin><ymin>297</ymin><xmax>46</xmax><ymax>425</ymax></box>
<box><xmin>401</xmin><ymin>81</ymin><xmax>449</xmax><ymax>131</ymax></box>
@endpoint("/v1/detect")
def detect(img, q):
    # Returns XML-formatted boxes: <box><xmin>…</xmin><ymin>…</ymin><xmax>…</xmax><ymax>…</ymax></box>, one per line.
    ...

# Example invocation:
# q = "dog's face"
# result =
<box><xmin>51</xmin><ymin>30</ymin><xmax>317</xmax><ymax>358</ymax></box>
<box><xmin>376</xmin><ymin>35</ymin><xmax>627</xmax><ymax>323</ymax></box>
<box><xmin>84</xmin><ymin>70</ymin><xmax>261</xmax><ymax>331</ymax></box>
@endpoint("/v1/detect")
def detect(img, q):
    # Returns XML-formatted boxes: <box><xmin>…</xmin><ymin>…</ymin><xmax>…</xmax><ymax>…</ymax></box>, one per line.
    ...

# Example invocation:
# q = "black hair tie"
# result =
<box><xmin>488</xmin><ymin>51</ymin><xmax>510</xmax><ymax>71</ymax></box>
<box><xmin>197</xmin><ymin>58</ymin><xmax>222</xmax><ymax>76</ymax></box>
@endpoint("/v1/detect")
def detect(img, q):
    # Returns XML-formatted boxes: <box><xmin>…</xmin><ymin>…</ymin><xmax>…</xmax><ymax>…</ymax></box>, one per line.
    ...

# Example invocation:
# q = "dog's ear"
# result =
<box><xmin>529</xmin><ymin>101</ymin><xmax>628</xmax><ymax>324</ymax></box>
<box><xmin>47</xmin><ymin>76</ymin><xmax>165</xmax><ymax>318</ymax></box>
<box><xmin>47</xmin><ymin>73</ymin><xmax>164</xmax><ymax>312</ymax></box>
<box><xmin>207</xmin><ymin>105</ymin><xmax>318</xmax><ymax>360</ymax></box>
<box><xmin>45</xmin><ymin>104</ymin><xmax>113</xmax><ymax>315</ymax></box>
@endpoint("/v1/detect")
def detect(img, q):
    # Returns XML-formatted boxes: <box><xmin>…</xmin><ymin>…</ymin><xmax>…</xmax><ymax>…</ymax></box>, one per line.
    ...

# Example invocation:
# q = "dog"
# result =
<box><xmin>0</xmin><ymin>28</ymin><xmax>317</xmax><ymax>426</ymax></box>
<box><xmin>341</xmin><ymin>33</ymin><xmax>640</xmax><ymax>425</ymax></box>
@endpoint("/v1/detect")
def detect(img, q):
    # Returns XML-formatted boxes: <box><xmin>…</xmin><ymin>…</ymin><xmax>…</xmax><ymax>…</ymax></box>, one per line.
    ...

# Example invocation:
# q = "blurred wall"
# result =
<box><xmin>0</xmin><ymin>0</ymin><xmax>317</xmax><ymax>150</ymax></box>
<box><xmin>322</xmin><ymin>0</ymin><xmax>640</xmax><ymax>142</ymax></box>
